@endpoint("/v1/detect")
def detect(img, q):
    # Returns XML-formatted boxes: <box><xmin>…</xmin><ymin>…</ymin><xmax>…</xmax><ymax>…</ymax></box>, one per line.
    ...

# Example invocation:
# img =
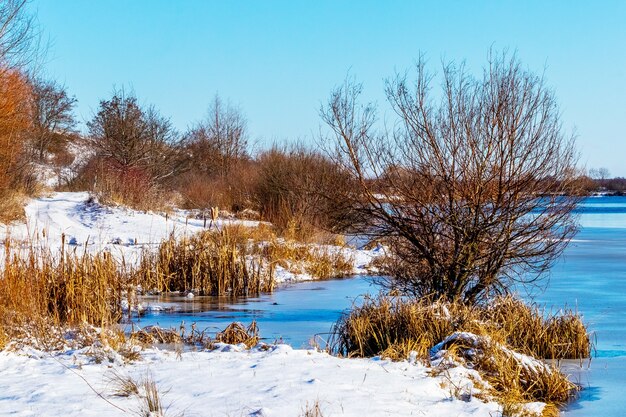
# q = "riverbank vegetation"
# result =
<box><xmin>330</xmin><ymin>295</ymin><xmax>589</xmax><ymax>410</ymax></box>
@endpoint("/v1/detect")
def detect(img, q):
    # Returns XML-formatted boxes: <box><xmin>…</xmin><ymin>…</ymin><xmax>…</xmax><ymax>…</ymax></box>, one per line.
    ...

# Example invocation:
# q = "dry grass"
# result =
<box><xmin>109</xmin><ymin>371</ymin><xmax>140</xmax><ymax>397</ymax></box>
<box><xmin>139</xmin><ymin>226</ymin><xmax>274</xmax><ymax>296</ymax></box>
<box><xmin>300</xmin><ymin>400</ymin><xmax>324</xmax><ymax>417</ymax></box>
<box><xmin>331</xmin><ymin>295</ymin><xmax>590</xmax><ymax>361</ymax></box>
<box><xmin>140</xmin><ymin>376</ymin><xmax>164</xmax><ymax>417</ymax></box>
<box><xmin>330</xmin><ymin>295</ymin><xmax>589</xmax><ymax>409</ymax></box>
<box><xmin>139</xmin><ymin>224</ymin><xmax>354</xmax><ymax>296</ymax></box>
<box><xmin>431</xmin><ymin>332</ymin><xmax>577</xmax><ymax>406</ymax></box>
<box><xmin>131</xmin><ymin>326</ymin><xmax>184</xmax><ymax>345</ymax></box>
<box><xmin>260</xmin><ymin>235</ymin><xmax>353</xmax><ymax>280</ymax></box>
<box><xmin>0</xmin><ymin>239</ymin><xmax>133</xmax><ymax>347</ymax></box>
<box><xmin>483</xmin><ymin>296</ymin><xmax>590</xmax><ymax>360</ymax></box>
<box><xmin>215</xmin><ymin>321</ymin><xmax>259</xmax><ymax>348</ymax></box>
<box><xmin>110</xmin><ymin>372</ymin><xmax>179</xmax><ymax>417</ymax></box>
<box><xmin>0</xmin><ymin>189</ymin><xmax>26</xmax><ymax>223</ymax></box>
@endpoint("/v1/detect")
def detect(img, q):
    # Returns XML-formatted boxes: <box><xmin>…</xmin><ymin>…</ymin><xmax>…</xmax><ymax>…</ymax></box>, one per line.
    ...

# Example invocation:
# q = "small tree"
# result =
<box><xmin>86</xmin><ymin>92</ymin><xmax>185</xmax><ymax>208</ymax></box>
<box><xmin>175</xmin><ymin>95</ymin><xmax>251</xmax><ymax>210</ymax></box>
<box><xmin>321</xmin><ymin>53</ymin><xmax>582</xmax><ymax>304</ymax></box>
<box><xmin>29</xmin><ymin>77</ymin><xmax>77</xmax><ymax>161</ymax></box>
<box><xmin>87</xmin><ymin>92</ymin><xmax>184</xmax><ymax>182</ymax></box>
<box><xmin>184</xmin><ymin>95</ymin><xmax>248</xmax><ymax>178</ymax></box>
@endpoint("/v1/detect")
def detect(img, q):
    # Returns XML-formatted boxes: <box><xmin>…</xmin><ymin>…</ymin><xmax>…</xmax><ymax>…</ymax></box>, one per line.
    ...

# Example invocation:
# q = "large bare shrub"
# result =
<box><xmin>175</xmin><ymin>95</ymin><xmax>253</xmax><ymax>210</ymax></box>
<box><xmin>184</xmin><ymin>95</ymin><xmax>248</xmax><ymax>178</ymax></box>
<box><xmin>321</xmin><ymin>53</ymin><xmax>582</xmax><ymax>303</ymax></box>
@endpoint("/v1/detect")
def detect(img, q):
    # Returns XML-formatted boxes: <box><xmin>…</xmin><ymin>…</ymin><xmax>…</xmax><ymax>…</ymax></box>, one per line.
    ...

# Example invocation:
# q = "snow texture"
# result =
<box><xmin>0</xmin><ymin>345</ymin><xmax>503</xmax><ymax>417</ymax></box>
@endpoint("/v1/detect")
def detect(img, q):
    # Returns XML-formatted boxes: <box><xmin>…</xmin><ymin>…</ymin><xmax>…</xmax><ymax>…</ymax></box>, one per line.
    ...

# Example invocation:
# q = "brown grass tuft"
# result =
<box><xmin>300</xmin><ymin>400</ymin><xmax>324</xmax><ymax>417</ymax></box>
<box><xmin>215</xmin><ymin>321</ymin><xmax>259</xmax><ymax>348</ymax></box>
<box><xmin>331</xmin><ymin>295</ymin><xmax>588</xmax><ymax>409</ymax></box>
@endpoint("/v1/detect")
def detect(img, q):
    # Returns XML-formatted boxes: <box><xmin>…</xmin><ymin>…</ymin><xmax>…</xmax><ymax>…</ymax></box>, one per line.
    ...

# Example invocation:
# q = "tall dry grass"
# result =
<box><xmin>139</xmin><ymin>226</ymin><xmax>274</xmax><ymax>296</ymax></box>
<box><xmin>331</xmin><ymin>295</ymin><xmax>590</xmax><ymax>361</ymax></box>
<box><xmin>330</xmin><ymin>295</ymin><xmax>589</xmax><ymax>407</ymax></box>
<box><xmin>0</xmin><ymin>239</ymin><xmax>132</xmax><ymax>348</ymax></box>
<box><xmin>139</xmin><ymin>225</ymin><xmax>354</xmax><ymax>296</ymax></box>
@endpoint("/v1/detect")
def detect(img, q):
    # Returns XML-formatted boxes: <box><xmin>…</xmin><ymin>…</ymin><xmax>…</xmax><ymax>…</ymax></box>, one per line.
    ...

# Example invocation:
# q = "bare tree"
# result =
<box><xmin>87</xmin><ymin>92</ymin><xmax>185</xmax><ymax>184</ymax></box>
<box><xmin>29</xmin><ymin>77</ymin><xmax>77</xmax><ymax>161</ymax></box>
<box><xmin>321</xmin><ymin>53</ymin><xmax>582</xmax><ymax>304</ymax></box>
<box><xmin>0</xmin><ymin>0</ymin><xmax>39</xmax><ymax>69</ymax></box>
<box><xmin>184</xmin><ymin>95</ymin><xmax>248</xmax><ymax>177</ymax></box>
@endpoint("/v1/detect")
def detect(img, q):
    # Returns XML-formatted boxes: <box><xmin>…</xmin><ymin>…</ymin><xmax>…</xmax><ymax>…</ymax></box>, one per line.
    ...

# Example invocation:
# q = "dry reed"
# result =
<box><xmin>331</xmin><ymin>295</ymin><xmax>590</xmax><ymax>361</ymax></box>
<box><xmin>0</xmin><ymin>239</ymin><xmax>132</xmax><ymax>347</ymax></box>
<box><xmin>300</xmin><ymin>400</ymin><xmax>324</xmax><ymax>417</ymax></box>
<box><xmin>139</xmin><ymin>227</ymin><xmax>274</xmax><ymax>296</ymax></box>
<box><xmin>330</xmin><ymin>295</ymin><xmax>589</xmax><ymax>408</ymax></box>
<box><xmin>215</xmin><ymin>321</ymin><xmax>259</xmax><ymax>348</ymax></box>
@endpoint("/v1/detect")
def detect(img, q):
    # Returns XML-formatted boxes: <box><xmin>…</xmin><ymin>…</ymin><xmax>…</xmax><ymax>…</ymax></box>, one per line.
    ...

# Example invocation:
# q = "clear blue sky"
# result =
<box><xmin>30</xmin><ymin>0</ymin><xmax>626</xmax><ymax>175</ymax></box>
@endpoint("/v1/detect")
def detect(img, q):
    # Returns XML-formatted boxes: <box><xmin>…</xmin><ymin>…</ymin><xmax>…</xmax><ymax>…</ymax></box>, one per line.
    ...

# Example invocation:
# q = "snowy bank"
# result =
<box><xmin>0</xmin><ymin>192</ymin><xmax>381</xmax><ymax>285</ymax></box>
<box><xmin>0</xmin><ymin>344</ymin><xmax>503</xmax><ymax>417</ymax></box>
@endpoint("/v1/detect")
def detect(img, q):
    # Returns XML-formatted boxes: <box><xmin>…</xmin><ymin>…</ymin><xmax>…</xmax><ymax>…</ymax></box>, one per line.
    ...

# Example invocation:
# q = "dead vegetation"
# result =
<box><xmin>140</xmin><ymin>226</ymin><xmax>274</xmax><ymax>296</ymax></box>
<box><xmin>0</xmin><ymin>239</ymin><xmax>131</xmax><ymax>349</ymax></box>
<box><xmin>330</xmin><ymin>295</ymin><xmax>589</xmax><ymax>408</ymax></box>
<box><xmin>215</xmin><ymin>321</ymin><xmax>259</xmax><ymax>348</ymax></box>
<box><xmin>300</xmin><ymin>400</ymin><xmax>324</xmax><ymax>417</ymax></box>
<box><xmin>109</xmin><ymin>371</ymin><xmax>181</xmax><ymax>417</ymax></box>
<box><xmin>139</xmin><ymin>225</ymin><xmax>354</xmax><ymax>296</ymax></box>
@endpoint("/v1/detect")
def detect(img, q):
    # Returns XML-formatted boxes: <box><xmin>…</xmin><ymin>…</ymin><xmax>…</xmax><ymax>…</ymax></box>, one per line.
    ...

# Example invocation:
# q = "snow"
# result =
<box><xmin>0</xmin><ymin>344</ymin><xmax>504</xmax><ymax>417</ymax></box>
<box><xmin>430</xmin><ymin>332</ymin><xmax>553</xmax><ymax>375</ymax></box>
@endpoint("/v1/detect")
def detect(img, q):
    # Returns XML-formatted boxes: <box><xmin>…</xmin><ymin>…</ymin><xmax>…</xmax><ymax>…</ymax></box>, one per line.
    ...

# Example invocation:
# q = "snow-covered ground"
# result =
<box><xmin>0</xmin><ymin>344</ymin><xmax>504</xmax><ymax>417</ymax></box>
<box><xmin>0</xmin><ymin>192</ymin><xmax>380</xmax><ymax>284</ymax></box>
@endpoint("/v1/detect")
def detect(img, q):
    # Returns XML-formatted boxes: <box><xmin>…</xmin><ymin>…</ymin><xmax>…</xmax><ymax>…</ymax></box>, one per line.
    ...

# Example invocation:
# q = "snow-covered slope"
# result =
<box><xmin>0</xmin><ymin>191</ymin><xmax>259</xmax><ymax>266</ymax></box>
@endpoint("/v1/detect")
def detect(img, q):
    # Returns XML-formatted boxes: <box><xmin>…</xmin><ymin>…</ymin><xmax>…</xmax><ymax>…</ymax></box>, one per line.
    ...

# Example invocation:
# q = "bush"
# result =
<box><xmin>253</xmin><ymin>145</ymin><xmax>354</xmax><ymax>239</ymax></box>
<box><xmin>174</xmin><ymin>158</ymin><xmax>259</xmax><ymax>212</ymax></box>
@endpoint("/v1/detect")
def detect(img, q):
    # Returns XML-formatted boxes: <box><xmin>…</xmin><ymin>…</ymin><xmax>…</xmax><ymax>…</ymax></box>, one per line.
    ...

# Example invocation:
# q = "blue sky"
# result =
<box><xmin>30</xmin><ymin>0</ymin><xmax>626</xmax><ymax>175</ymax></box>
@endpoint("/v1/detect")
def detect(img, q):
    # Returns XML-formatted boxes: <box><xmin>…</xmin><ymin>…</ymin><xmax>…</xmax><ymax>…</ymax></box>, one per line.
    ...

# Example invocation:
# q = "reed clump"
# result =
<box><xmin>0</xmin><ymin>240</ymin><xmax>132</xmax><ymax>348</ymax></box>
<box><xmin>261</xmin><ymin>239</ymin><xmax>353</xmax><ymax>280</ymax></box>
<box><xmin>140</xmin><ymin>225</ymin><xmax>354</xmax><ymax>296</ymax></box>
<box><xmin>331</xmin><ymin>295</ymin><xmax>590</xmax><ymax>362</ymax></box>
<box><xmin>215</xmin><ymin>321</ymin><xmax>259</xmax><ymax>348</ymax></box>
<box><xmin>331</xmin><ymin>295</ymin><xmax>588</xmax><ymax>408</ymax></box>
<box><xmin>430</xmin><ymin>332</ymin><xmax>577</xmax><ymax>406</ymax></box>
<box><xmin>482</xmin><ymin>296</ymin><xmax>590</xmax><ymax>360</ymax></box>
<box><xmin>140</xmin><ymin>226</ymin><xmax>275</xmax><ymax>296</ymax></box>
